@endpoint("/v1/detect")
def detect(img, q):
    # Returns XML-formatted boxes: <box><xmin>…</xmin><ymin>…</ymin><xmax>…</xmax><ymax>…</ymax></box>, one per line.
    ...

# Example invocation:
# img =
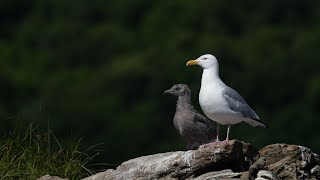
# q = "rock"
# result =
<box><xmin>83</xmin><ymin>140</ymin><xmax>256</xmax><ymax>180</ymax></box>
<box><xmin>40</xmin><ymin>141</ymin><xmax>320</xmax><ymax>180</ymax></box>
<box><xmin>255</xmin><ymin>170</ymin><xmax>278</xmax><ymax>180</ymax></box>
<box><xmin>191</xmin><ymin>169</ymin><xmax>241</xmax><ymax>180</ymax></box>
<box><xmin>311</xmin><ymin>165</ymin><xmax>320</xmax><ymax>177</ymax></box>
<box><xmin>37</xmin><ymin>175</ymin><xmax>67</xmax><ymax>180</ymax></box>
<box><xmin>249</xmin><ymin>157</ymin><xmax>267</xmax><ymax>179</ymax></box>
<box><xmin>259</xmin><ymin>144</ymin><xmax>320</xmax><ymax>180</ymax></box>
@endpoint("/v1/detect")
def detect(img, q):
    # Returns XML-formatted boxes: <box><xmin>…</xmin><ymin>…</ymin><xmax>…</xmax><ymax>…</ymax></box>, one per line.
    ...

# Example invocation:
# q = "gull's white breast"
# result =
<box><xmin>199</xmin><ymin>71</ymin><xmax>243</xmax><ymax>125</ymax></box>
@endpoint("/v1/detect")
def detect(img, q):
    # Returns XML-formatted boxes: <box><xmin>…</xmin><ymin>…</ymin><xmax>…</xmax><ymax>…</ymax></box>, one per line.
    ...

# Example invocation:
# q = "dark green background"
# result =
<box><xmin>1</xmin><ymin>0</ymin><xmax>320</xmax><ymax>168</ymax></box>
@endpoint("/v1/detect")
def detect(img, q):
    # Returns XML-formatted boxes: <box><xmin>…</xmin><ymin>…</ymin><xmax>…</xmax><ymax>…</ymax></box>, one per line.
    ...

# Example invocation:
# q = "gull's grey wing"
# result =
<box><xmin>223</xmin><ymin>86</ymin><xmax>260</xmax><ymax>120</ymax></box>
<box><xmin>223</xmin><ymin>86</ymin><xmax>268</xmax><ymax>128</ymax></box>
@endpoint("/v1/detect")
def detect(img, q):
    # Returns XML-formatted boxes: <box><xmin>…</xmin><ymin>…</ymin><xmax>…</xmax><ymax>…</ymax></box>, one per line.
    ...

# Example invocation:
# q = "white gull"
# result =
<box><xmin>186</xmin><ymin>54</ymin><xmax>268</xmax><ymax>141</ymax></box>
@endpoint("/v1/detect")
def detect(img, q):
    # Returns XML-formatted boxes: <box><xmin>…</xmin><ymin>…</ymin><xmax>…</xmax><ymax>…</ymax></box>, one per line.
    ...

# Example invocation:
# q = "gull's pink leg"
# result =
<box><xmin>226</xmin><ymin>124</ymin><xmax>231</xmax><ymax>141</ymax></box>
<box><xmin>216</xmin><ymin>124</ymin><xmax>220</xmax><ymax>142</ymax></box>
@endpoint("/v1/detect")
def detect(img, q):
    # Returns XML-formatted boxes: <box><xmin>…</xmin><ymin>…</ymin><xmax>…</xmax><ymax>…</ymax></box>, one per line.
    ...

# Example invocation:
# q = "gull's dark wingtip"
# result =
<box><xmin>254</xmin><ymin>118</ymin><xmax>269</xmax><ymax>128</ymax></box>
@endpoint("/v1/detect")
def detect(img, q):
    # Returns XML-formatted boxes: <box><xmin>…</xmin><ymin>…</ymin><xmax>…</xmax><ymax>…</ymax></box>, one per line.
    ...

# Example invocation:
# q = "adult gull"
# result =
<box><xmin>186</xmin><ymin>54</ymin><xmax>268</xmax><ymax>141</ymax></box>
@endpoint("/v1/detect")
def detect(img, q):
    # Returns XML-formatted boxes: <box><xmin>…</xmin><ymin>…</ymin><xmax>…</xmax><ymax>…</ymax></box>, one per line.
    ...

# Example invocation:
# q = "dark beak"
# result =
<box><xmin>164</xmin><ymin>89</ymin><xmax>173</xmax><ymax>95</ymax></box>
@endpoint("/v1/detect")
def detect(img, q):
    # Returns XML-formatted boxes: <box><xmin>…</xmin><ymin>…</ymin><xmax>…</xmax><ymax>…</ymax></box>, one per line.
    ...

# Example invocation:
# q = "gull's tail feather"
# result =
<box><xmin>244</xmin><ymin>118</ymin><xmax>268</xmax><ymax>128</ymax></box>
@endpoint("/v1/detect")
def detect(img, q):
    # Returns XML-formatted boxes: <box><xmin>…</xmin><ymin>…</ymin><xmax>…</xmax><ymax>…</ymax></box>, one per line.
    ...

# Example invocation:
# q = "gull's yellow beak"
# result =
<box><xmin>186</xmin><ymin>60</ymin><xmax>198</xmax><ymax>66</ymax></box>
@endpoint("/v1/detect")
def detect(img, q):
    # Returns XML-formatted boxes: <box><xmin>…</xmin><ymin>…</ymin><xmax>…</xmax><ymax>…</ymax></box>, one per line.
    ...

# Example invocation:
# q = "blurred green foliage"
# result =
<box><xmin>1</xmin><ymin>0</ymin><xmax>320</xmax><ymax>167</ymax></box>
<box><xmin>0</xmin><ymin>123</ymin><xmax>94</xmax><ymax>179</ymax></box>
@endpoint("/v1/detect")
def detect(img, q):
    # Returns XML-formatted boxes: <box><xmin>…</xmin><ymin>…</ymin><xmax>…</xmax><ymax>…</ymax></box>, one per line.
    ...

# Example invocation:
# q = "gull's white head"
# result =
<box><xmin>186</xmin><ymin>54</ymin><xmax>218</xmax><ymax>69</ymax></box>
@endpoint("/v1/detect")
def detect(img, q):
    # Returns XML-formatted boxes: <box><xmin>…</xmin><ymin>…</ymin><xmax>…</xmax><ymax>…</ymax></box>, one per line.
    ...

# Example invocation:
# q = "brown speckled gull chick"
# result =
<box><xmin>164</xmin><ymin>84</ymin><xmax>216</xmax><ymax>150</ymax></box>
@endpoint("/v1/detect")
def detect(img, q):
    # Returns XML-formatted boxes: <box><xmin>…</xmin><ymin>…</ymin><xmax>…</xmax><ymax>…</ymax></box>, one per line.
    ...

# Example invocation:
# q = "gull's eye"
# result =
<box><xmin>203</xmin><ymin>57</ymin><xmax>208</xmax><ymax>60</ymax></box>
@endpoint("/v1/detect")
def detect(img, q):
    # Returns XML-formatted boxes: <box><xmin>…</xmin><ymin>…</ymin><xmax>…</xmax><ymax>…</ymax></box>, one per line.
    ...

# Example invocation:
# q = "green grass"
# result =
<box><xmin>0</xmin><ymin>123</ymin><xmax>97</xmax><ymax>180</ymax></box>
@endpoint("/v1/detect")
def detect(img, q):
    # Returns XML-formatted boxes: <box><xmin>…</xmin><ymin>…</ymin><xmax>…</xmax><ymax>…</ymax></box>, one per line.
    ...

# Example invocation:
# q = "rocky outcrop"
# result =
<box><xmin>257</xmin><ymin>144</ymin><xmax>320</xmax><ymax>179</ymax></box>
<box><xmin>84</xmin><ymin>140</ymin><xmax>255</xmax><ymax>180</ymax></box>
<box><xmin>40</xmin><ymin>140</ymin><xmax>320</xmax><ymax>180</ymax></box>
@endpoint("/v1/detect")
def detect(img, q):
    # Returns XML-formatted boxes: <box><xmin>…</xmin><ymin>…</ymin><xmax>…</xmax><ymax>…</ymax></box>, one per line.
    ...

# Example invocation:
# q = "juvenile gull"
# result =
<box><xmin>186</xmin><ymin>54</ymin><xmax>268</xmax><ymax>141</ymax></box>
<box><xmin>164</xmin><ymin>84</ymin><xmax>216</xmax><ymax>149</ymax></box>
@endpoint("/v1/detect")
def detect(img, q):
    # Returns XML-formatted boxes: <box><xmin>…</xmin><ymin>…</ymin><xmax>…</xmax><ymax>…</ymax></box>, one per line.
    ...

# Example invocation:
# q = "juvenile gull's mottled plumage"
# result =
<box><xmin>164</xmin><ymin>84</ymin><xmax>216</xmax><ymax>150</ymax></box>
<box><xmin>186</xmin><ymin>54</ymin><xmax>268</xmax><ymax>141</ymax></box>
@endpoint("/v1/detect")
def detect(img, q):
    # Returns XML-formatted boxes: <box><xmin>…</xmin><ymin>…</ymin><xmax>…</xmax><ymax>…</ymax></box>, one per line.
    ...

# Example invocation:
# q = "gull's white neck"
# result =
<box><xmin>201</xmin><ymin>67</ymin><xmax>224</xmax><ymax>87</ymax></box>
